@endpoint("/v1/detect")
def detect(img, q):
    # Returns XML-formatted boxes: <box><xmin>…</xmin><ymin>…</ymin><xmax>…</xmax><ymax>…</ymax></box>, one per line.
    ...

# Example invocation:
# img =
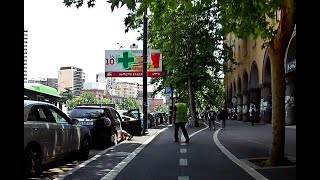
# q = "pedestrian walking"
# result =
<box><xmin>204</xmin><ymin>106</ymin><xmax>210</xmax><ymax>122</ymax></box>
<box><xmin>218</xmin><ymin>106</ymin><xmax>228</xmax><ymax>130</ymax></box>
<box><xmin>207</xmin><ymin>107</ymin><xmax>217</xmax><ymax>130</ymax></box>
<box><xmin>173</xmin><ymin>97</ymin><xmax>190</xmax><ymax>143</ymax></box>
<box><xmin>249</xmin><ymin>105</ymin><xmax>256</xmax><ymax>126</ymax></box>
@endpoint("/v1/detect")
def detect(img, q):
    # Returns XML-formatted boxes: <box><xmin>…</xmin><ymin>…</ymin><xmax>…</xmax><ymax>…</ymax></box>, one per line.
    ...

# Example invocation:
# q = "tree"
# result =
<box><xmin>60</xmin><ymin>87</ymin><xmax>74</xmax><ymax>103</ymax></box>
<box><xmin>154</xmin><ymin>105</ymin><xmax>168</xmax><ymax>113</ymax></box>
<box><xmin>66</xmin><ymin>92</ymin><xmax>98</xmax><ymax>109</ymax></box>
<box><xmin>218</xmin><ymin>0</ymin><xmax>296</xmax><ymax>166</ymax></box>
<box><xmin>120</xmin><ymin>97</ymin><xmax>142</xmax><ymax>110</ymax></box>
<box><xmin>62</xmin><ymin>0</ymin><xmax>227</xmax><ymax>127</ymax></box>
<box><xmin>97</xmin><ymin>98</ymin><xmax>115</xmax><ymax>105</ymax></box>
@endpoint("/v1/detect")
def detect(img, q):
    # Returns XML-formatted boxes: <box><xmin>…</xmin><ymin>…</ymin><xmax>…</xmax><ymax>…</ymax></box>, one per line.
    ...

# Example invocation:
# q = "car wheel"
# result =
<box><xmin>25</xmin><ymin>146</ymin><xmax>42</xmax><ymax>178</ymax></box>
<box><xmin>78</xmin><ymin>136</ymin><xmax>90</xmax><ymax>160</ymax></box>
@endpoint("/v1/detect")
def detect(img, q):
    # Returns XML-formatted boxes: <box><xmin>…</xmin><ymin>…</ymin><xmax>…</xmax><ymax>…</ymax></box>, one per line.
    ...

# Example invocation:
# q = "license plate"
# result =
<box><xmin>80</xmin><ymin>121</ymin><xmax>93</xmax><ymax>126</ymax></box>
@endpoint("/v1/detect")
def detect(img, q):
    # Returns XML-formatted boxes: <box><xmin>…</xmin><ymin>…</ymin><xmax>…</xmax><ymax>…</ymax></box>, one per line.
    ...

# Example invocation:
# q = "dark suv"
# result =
<box><xmin>68</xmin><ymin>105</ymin><xmax>123</xmax><ymax>148</ymax></box>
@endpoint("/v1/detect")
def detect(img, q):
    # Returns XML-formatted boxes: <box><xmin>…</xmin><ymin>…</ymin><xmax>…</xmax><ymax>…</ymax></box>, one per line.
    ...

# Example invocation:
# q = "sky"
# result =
<box><xmin>24</xmin><ymin>0</ymin><xmax>146</xmax><ymax>84</ymax></box>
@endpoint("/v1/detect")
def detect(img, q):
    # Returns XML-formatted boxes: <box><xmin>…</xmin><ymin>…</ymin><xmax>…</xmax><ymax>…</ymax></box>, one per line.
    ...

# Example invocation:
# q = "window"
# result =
<box><xmin>27</xmin><ymin>105</ymin><xmax>49</xmax><ymax>122</ymax></box>
<box><xmin>111</xmin><ymin>109</ymin><xmax>121</xmax><ymax>121</ymax></box>
<box><xmin>48</xmin><ymin>106</ymin><xmax>68</xmax><ymax>123</ymax></box>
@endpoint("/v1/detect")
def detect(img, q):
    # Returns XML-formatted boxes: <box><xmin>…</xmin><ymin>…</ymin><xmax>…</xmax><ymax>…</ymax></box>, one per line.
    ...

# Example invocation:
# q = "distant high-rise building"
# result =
<box><xmin>96</xmin><ymin>73</ymin><xmax>106</xmax><ymax>83</ymax></box>
<box><xmin>58</xmin><ymin>66</ymin><xmax>85</xmax><ymax>96</ymax></box>
<box><xmin>96</xmin><ymin>73</ymin><xmax>117</xmax><ymax>95</ymax></box>
<box><xmin>83</xmin><ymin>82</ymin><xmax>106</xmax><ymax>99</ymax></box>
<box><xmin>116</xmin><ymin>82</ymin><xmax>143</xmax><ymax>98</ymax></box>
<box><xmin>47</xmin><ymin>78</ymin><xmax>58</xmax><ymax>90</ymax></box>
<box><xmin>28</xmin><ymin>78</ymin><xmax>58</xmax><ymax>90</ymax></box>
<box><xmin>24</xmin><ymin>29</ymin><xmax>28</xmax><ymax>83</ymax></box>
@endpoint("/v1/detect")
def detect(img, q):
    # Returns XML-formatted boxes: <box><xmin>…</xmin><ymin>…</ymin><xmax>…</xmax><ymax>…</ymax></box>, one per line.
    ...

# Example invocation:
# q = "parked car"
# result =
<box><xmin>68</xmin><ymin>105</ymin><xmax>123</xmax><ymax>148</ymax></box>
<box><xmin>154</xmin><ymin>112</ymin><xmax>166</xmax><ymax>124</ymax></box>
<box><xmin>117</xmin><ymin>109</ymin><xmax>144</xmax><ymax>136</ymax></box>
<box><xmin>24</xmin><ymin>100</ymin><xmax>91</xmax><ymax>178</ymax></box>
<box><xmin>147</xmin><ymin>113</ymin><xmax>156</xmax><ymax>127</ymax></box>
<box><xmin>150</xmin><ymin>112</ymin><xmax>160</xmax><ymax>125</ymax></box>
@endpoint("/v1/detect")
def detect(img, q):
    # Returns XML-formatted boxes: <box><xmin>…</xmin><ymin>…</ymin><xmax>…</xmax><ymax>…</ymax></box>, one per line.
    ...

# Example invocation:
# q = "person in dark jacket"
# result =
<box><xmin>218</xmin><ymin>106</ymin><xmax>229</xmax><ymax>130</ymax></box>
<box><xmin>207</xmin><ymin>107</ymin><xmax>217</xmax><ymax>130</ymax></box>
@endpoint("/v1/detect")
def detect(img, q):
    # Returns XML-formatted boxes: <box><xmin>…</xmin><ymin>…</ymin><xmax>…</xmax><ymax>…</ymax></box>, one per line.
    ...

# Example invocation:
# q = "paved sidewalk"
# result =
<box><xmin>216</xmin><ymin>119</ymin><xmax>296</xmax><ymax>180</ymax></box>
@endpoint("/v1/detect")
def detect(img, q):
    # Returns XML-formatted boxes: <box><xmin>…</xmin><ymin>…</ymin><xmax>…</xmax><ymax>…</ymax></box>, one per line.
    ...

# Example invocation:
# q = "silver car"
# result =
<box><xmin>24</xmin><ymin>100</ymin><xmax>91</xmax><ymax>178</ymax></box>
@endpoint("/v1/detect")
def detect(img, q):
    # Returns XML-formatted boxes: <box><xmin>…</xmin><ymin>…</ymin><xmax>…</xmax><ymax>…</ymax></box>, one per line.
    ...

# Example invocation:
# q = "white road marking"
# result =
<box><xmin>213</xmin><ymin>129</ymin><xmax>269</xmax><ymax>180</ymax></box>
<box><xmin>179</xmin><ymin>159</ymin><xmax>188</xmax><ymax>166</ymax></box>
<box><xmin>181</xmin><ymin>134</ymin><xmax>186</xmax><ymax>144</ymax></box>
<box><xmin>99</xmin><ymin>127</ymin><xmax>168</xmax><ymax>180</ymax></box>
<box><xmin>178</xmin><ymin>176</ymin><xmax>189</xmax><ymax>180</ymax></box>
<box><xmin>180</xmin><ymin>148</ymin><xmax>187</xmax><ymax>153</ymax></box>
<box><xmin>61</xmin><ymin>143</ymin><xmax>123</xmax><ymax>179</ymax></box>
<box><xmin>189</xmin><ymin>126</ymin><xmax>209</xmax><ymax>137</ymax></box>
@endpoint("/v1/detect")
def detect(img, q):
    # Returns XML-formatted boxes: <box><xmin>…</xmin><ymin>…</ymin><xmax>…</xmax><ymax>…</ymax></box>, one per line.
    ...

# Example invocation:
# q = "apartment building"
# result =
<box><xmin>224</xmin><ymin>12</ymin><xmax>296</xmax><ymax>125</ymax></box>
<box><xmin>116</xmin><ymin>82</ymin><xmax>143</xmax><ymax>98</ymax></box>
<box><xmin>58</xmin><ymin>66</ymin><xmax>85</xmax><ymax>96</ymax></box>
<box><xmin>82</xmin><ymin>82</ymin><xmax>106</xmax><ymax>99</ymax></box>
<box><xmin>96</xmin><ymin>73</ymin><xmax>117</xmax><ymax>95</ymax></box>
<box><xmin>24</xmin><ymin>29</ymin><xmax>28</xmax><ymax>83</ymax></box>
<box><xmin>28</xmin><ymin>78</ymin><xmax>58</xmax><ymax>90</ymax></box>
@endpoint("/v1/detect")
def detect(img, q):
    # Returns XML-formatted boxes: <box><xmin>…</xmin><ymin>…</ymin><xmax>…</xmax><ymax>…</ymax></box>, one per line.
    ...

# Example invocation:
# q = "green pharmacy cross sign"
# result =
<box><xmin>117</xmin><ymin>51</ymin><xmax>136</xmax><ymax>70</ymax></box>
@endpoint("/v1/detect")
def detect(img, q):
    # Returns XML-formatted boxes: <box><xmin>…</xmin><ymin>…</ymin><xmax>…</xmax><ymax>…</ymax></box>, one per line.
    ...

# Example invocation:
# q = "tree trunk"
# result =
<box><xmin>188</xmin><ymin>75</ymin><xmax>198</xmax><ymax>126</ymax></box>
<box><xmin>268</xmin><ymin>0</ymin><xmax>296</xmax><ymax>166</ymax></box>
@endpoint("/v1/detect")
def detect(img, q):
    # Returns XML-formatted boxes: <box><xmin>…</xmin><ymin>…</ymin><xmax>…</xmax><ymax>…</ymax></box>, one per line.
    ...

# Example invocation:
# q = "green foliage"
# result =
<box><xmin>62</xmin><ymin>0</ymin><xmax>228</xmax><ymax>117</ymax></box>
<box><xmin>119</xmin><ymin>97</ymin><xmax>142</xmax><ymax>110</ymax></box>
<box><xmin>154</xmin><ymin>104</ymin><xmax>168</xmax><ymax>113</ymax></box>
<box><xmin>218</xmin><ymin>0</ymin><xmax>281</xmax><ymax>41</ymax></box>
<box><xmin>66</xmin><ymin>92</ymin><xmax>98</xmax><ymax>109</ymax></box>
<box><xmin>146</xmin><ymin>1</ymin><xmax>227</xmax><ymax>112</ymax></box>
<box><xmin>60</xmin><ymin>87</ymin><xmax>74</xmax><ymax>103</ymax></box>
<box><xmin>97</xmin><ymin>98</ymin><xmax>115</xmax><ymax>104</ymax></box>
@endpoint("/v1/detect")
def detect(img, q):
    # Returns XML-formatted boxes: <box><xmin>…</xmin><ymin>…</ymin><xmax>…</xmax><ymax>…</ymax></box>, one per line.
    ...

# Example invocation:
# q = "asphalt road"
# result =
<box><xmin>63</xmin><ymin>123</ymin><xmax>255</xmax><ymax>180</ymax></box>
<box><xmin>32</xmin><ymin>121</ymin><xmax>296</xmax><ymax>180</ymax></box>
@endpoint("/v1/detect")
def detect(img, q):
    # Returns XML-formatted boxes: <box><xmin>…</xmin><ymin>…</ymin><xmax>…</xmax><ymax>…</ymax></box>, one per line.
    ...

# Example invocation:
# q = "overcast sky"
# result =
<box><xmin>24</xmin><ymin>0</ymin><xmax>145</xmax><ymax>84</ymax></box>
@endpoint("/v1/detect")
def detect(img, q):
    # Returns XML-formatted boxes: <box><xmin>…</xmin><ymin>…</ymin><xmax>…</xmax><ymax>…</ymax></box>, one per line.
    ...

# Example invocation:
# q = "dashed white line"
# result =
<box><xmin>178</xmin><ymin>176</ymin><xmax>189</xmax><ymax>180</ymax></box>
<box><xmin>213</xmin><ymin>129</ymin><xmax>269</xmax><ymax>180</ymax></box>
<box><xmin>180</xmin><ymin>148</ymin><xmax>187</xmax><ymax>153</ymax></box>
<box><xmin>179</xmin><ymin>159</ymin><xmax>188</xmax><ymax>166</ymax></box>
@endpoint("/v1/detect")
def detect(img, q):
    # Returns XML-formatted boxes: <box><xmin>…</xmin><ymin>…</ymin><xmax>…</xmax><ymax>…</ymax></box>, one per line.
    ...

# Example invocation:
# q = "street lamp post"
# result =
<box><xmin>142</xmin><ymin>9</ymin><xmax>148</xmax><ymax>133</ymax></box>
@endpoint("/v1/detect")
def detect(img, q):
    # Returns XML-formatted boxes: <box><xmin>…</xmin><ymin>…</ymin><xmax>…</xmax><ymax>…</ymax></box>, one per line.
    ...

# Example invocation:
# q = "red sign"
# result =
<box><xmin>105</xmin><ymin>72</ymin><xmax>163</xmax><ymax>77</ymax></box>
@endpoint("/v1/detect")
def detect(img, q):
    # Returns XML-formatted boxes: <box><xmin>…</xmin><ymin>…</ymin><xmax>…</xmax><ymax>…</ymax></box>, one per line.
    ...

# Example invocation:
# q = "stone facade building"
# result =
<box><xmin>224</xmin><ymin>14</ymin><xmax>296</xmax><ymax>125</ymax></box>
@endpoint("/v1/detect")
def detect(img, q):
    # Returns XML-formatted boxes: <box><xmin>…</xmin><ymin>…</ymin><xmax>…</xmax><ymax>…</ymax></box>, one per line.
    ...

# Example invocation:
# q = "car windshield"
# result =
<box><xmin>69</xmin><ymin>108</ymin><xmax>104</xmax><ymax>119</ymax></box>
<box><xmin>118</xmin><ymin>110</ymin><xmax>137</xmax><ymax>119</ymax></box>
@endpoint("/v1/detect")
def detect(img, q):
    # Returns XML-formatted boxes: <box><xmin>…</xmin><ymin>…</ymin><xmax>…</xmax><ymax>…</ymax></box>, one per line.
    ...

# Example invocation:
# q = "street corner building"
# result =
<box><xmin>223</xmin><ymin>13</ymin><xmax>296</xmax><ymax>126</ymax></box>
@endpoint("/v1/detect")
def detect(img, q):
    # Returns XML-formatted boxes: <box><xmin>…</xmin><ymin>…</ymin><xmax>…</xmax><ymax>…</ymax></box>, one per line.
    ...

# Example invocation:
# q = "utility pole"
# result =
<box><xmin>142</xmin><ymin>9</ymin><xmax>148</xmax><ymax>133</ymax></box>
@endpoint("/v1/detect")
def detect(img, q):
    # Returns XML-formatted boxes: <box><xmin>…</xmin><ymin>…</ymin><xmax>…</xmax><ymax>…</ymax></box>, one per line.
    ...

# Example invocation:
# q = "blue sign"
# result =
<box><xmin>165</xmin><ymin>88</ymin><xmax>172</xmax><ymax>94</ymax></box>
